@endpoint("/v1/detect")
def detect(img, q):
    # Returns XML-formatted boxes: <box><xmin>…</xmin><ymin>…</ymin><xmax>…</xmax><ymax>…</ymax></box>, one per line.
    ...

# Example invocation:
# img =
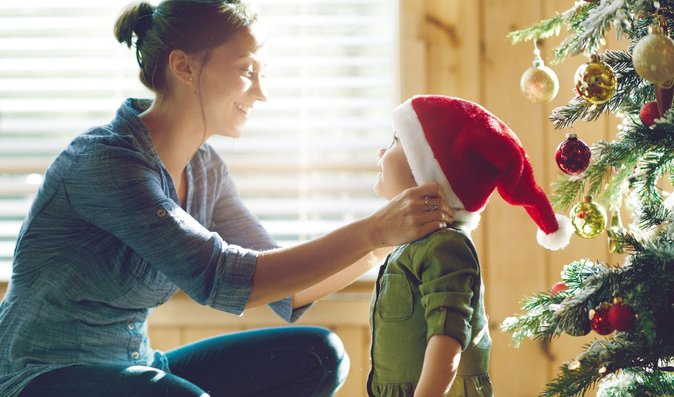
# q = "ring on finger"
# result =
<box><xmin>428</xmin><ymin>204</ymin><xmax>439</xmax><ymax>212</ymax></box>
<box><xmin>423</xmin><ymin>196</ymin><xmax>432</xmax><ymax>206</ymax></box>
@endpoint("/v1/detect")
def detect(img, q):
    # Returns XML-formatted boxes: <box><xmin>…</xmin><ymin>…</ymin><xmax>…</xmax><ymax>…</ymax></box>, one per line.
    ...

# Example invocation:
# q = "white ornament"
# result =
<box><xmin>520</xmin><ymin>48</ymin><xmax>559</xmax><ymax>103</ymax></box>
<box><xmin>632</xmin><ymin>26</ymin><xmax>674</xmax><ymax>86</ymax></box>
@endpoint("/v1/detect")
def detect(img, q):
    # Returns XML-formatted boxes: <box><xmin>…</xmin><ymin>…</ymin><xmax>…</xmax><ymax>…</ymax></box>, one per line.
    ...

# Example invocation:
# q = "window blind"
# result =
<box><xmin>0</xmin><ymin>0</ymin><xmax>396</xmax><ymax>280</ymax></box>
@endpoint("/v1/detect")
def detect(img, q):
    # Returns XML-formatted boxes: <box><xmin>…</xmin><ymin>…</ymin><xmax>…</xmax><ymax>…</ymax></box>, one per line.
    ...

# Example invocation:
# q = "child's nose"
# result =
<box><xmin>378</xmin><ymin>148</ymin><xmax>385</xmax><ymax>158</ymax></box>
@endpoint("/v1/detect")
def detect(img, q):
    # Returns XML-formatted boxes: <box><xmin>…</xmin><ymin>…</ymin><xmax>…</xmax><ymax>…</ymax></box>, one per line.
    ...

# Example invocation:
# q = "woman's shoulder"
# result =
<box><xmin>194</xmin><ymin>142</ymin><xmax>226</xmax><ymax>168</ymax></box>
<box><xmin>66</xmin><ymin>100</ymin><xmax>148</xmax><ymax>156</ymax></box>
<box><xmin>65</xmin><ymin>126</ymin><xmax>150</xmax><ymax>167</ymax></box>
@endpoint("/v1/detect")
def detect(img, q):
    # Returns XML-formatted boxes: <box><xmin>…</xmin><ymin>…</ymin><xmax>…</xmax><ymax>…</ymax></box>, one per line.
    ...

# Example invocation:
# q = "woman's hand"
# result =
<box><xmin>366</xmin><ymin>183</ymin><xmax>453</xmax><ymax>248</ymax></box>
<box><xmin>248</xmin><ymin>183</ymin><xmax>453</xmax><ymax>308</ymax></box>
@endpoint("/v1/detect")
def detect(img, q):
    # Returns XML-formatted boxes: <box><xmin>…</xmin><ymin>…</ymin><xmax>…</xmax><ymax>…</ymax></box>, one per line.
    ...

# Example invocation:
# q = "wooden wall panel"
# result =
<box><xmin>480</xmin><ymin>0</ymin><xmax>550</xmax><ymax>395</ymax></box>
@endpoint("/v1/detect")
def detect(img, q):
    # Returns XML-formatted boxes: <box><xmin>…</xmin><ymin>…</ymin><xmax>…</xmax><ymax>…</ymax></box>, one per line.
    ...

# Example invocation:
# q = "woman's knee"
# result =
<box><xmin>294</xmin><ymin>326</ymin><xmax>350</xmax><ymax>387</ymax></box>
<box><xmin>123</xmin><ymin>366</ymin><xmax>210</xmax><ymax>397</ymax></box>
<box><xmin>19</xmin><ymin>365</ymin><xmax>208</xmax><ymax>397</ymax></box>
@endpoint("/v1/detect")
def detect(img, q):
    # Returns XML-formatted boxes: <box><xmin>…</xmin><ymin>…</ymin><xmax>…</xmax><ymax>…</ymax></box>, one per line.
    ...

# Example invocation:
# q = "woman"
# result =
<box><xmin>0</xmin><ymin>1</ymin><xmax>451</xmax><ymax>396</ymax></box>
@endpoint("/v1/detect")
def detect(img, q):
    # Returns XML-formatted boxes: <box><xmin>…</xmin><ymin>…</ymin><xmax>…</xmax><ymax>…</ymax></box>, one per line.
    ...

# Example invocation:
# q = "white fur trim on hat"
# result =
<box><xmin>536</xmin><ymin>214</ymin><xmax>573</xmax><ymax>250</ymax></box>
<box><xmin>392</xmin><ymin>98</ymin><xmax>464</xmax><ymax>208</ymax></box>
<box><xmin>392</xmin><ymin>97</ymin><xmax>484</xmax><ymax>232</ymax></box>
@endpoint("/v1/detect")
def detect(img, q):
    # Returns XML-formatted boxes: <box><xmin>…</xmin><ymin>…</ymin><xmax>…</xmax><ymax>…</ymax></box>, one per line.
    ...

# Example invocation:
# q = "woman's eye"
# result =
<box><xmin>242</xmin><ymin>67</ymin><xmax>254</xmax><ymax>77</ymax></box>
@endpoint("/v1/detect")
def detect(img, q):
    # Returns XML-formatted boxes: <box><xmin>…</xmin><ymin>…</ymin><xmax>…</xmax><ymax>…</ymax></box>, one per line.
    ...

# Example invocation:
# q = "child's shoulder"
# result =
<box><xmin>392</xmin><ymin>227</ymin><xmax>480</xmax><ymax>278</ymax></box>
<box><xmin>414</xmin><ymin>226</ymin><xmax>472</xmax><ymax>248</ymax></box>
<box><xmin>399</xmin><ymin>226</ymin><xmax>477</xmax><ymax>259</ymax></box>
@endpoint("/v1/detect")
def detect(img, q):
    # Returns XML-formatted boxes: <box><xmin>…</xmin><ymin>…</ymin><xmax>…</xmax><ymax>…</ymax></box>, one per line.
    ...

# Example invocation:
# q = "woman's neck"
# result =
<box><xmin>139</xmin><ymin>96</ymin><xmax>206</xmax><ymax>206</ymax></box>
<box><xmin>139</xmin><ymin>96</ymin><xmax>206</xmax><ymax>178</ymax></box>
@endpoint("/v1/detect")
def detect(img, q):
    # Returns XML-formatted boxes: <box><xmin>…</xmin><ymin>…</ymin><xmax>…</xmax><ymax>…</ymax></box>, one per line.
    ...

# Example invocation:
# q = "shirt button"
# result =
<box><xmin>156</xmin><ymin>207</ymin><xmax>167</xmax><ymax>218</ymax></box>
<box><xmin>127</xmin><ymin>323</ymin><xmax>135</xmax><ymax>330</ymax></box>
<box><xmin>132</xmin><ymin>352</ymin><xmax>140</xmax><ymax>360</ymax></box>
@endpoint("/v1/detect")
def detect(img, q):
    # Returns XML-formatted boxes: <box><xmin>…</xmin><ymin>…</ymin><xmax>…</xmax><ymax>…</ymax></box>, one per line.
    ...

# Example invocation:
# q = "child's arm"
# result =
<box><xmin>414</xmin><ymin>334</ymin><xmax>463</xmax><ymax>397</ymax></box>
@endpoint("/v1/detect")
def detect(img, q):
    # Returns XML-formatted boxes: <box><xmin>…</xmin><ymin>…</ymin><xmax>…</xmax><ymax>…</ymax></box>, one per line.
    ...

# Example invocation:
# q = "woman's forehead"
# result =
<box><xmin>212</xmin><ymin>27</ymin><xmax>267</xmax><ymax>62</ymax></box>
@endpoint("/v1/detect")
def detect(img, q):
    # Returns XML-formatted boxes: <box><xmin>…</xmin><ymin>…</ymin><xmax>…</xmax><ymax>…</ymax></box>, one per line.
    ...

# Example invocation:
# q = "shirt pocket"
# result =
<box><xmin>125</xmin><ymin>255</ymin><xmax>178</xmax><ymax>307</ymax></box>
<box><xmin>377</xmin><ymin>273</ymin><xmax>414</xmax><ymax>321</ymax></box>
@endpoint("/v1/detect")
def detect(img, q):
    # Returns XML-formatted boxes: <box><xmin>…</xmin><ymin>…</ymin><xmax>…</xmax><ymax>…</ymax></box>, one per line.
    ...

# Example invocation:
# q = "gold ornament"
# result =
<box><xmin>574</xmin><ymin>54</ymin><xmax>617</xmax><ymax>104</ymax></box>
<box><xmin>607</xmin><ymin>211</ymin><xmax>625</xmax><ymax>253</ymax></box>
<box><xmin>632</xmin><ymin>24</ymin><xmax>674</xmax><ymax>86</ymax></box>
<box><xmin>570</xmin><ymin>196</ymin><xmax>607</xmax><ymax>238</ymax></box>
<box><xmin>520</xmin><ymin>47</ymin><xmax>559</xmax><ymax>103</ymax></box>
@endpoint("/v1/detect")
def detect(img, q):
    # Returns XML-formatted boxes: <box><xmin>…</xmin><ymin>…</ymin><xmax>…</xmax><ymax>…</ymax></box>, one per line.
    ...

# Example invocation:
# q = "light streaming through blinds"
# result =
<box><xmin>0</xmin><ymin>1</ymin><xmax>396</xmax><ymax>280</ymax></box>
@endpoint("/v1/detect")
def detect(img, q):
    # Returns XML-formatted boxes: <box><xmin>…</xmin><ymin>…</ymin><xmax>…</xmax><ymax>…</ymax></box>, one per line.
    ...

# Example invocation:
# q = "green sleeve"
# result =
<box><xmin>410</xmin><ymin>230</ymin><xmax>479</xmax><ymax>350</ymax></box>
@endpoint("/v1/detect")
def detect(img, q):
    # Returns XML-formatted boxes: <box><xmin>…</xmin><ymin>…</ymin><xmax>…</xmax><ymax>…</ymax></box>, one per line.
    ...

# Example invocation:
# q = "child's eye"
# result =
<box><xmin>242</xmin><ymin>67</ymin><xmax>254</xmax><ymax>77</ymax></box>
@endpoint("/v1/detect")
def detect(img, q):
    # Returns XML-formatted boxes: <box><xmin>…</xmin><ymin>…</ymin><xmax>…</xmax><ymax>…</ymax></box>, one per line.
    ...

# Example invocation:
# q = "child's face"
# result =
<box><xmin>374</xmin><ymin>134</ymin><xmax>417</xmax><ymax>200</ymax></box>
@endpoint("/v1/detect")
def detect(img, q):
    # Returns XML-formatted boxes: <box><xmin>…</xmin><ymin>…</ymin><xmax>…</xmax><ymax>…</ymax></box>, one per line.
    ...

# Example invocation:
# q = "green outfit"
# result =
<box><xmin>367</xmin><ymin>227</ymin><xmax>493</xmax><ymax>397</ymax></box>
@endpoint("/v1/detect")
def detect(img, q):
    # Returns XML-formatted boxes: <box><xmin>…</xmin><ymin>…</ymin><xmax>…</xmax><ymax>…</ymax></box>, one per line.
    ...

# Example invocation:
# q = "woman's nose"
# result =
<box><xmin>252</xmin><ymin>75</ymin><xmax>268</xmax><ymax>102</ymax></box>
<box><xmin>378</xmin><ymin>148</ymin><xmax>385</xmax><ymax>158</ymax></box>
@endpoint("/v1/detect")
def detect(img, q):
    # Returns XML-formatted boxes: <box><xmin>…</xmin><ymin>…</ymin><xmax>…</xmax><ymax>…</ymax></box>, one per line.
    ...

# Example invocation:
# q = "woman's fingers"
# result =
<box><xmin>368</xmin><ymin>183</ymin><xmax>455</xmax><ymax>247</ymax></box>
<box><xmin>401</xmin><ymin>183</ymin><xmax>453</xmax><ymax>223</ymax></box>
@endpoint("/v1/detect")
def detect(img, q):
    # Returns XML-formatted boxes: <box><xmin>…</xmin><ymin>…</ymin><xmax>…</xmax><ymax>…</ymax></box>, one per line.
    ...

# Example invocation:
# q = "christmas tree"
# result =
<box><xmin>501</xmin><ymin>1</ymin><xmax>674</xmax><ymax>396</ymax></box>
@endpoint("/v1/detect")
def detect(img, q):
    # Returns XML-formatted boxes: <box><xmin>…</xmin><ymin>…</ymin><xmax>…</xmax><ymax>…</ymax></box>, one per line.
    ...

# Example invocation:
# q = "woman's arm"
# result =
<box><xmin>247</xmin><ymin>184</ymin><xmax>449</xmax><ymax>308</ymax></box>
<box><xmin>414</xmin><ymin>335</ymin><xmax>463</xmax><ymax>397</ymax></box>
<box><xmin>291</xmin><ymin>247</ymin><xmax>392</xmax><ymax>308</ymax></box>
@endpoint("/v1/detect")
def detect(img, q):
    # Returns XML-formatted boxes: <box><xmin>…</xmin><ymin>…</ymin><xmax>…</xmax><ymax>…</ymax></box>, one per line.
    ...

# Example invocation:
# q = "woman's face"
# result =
<box><xmin>374</xmin><ymin>134</ymin><xmax>418</xmax><ymax>200</ymax></box>
<box><xmin>195</xmin><ymin>23</ymin><xmax>268</xmax><ymax>138</ymax></box>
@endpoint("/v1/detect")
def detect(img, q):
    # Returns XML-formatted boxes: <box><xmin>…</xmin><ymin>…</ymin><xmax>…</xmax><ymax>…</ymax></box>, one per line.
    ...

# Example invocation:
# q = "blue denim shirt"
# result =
<box><xmin>0</xmin><ymin>98</ymin><xmax>307</xmax><ymax>397</ymax></box>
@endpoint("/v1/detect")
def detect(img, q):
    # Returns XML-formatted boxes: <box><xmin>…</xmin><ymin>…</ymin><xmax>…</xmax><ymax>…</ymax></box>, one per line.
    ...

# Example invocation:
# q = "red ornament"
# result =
<box><xmin>639</xmin><ymin>101</ymin><xmax>661</xmax><ymax>127</ymax></box>
<box><xmin>607</xmin><ymin>302</ymin><xmax>635</xmax><ymax>331</ymax></box>
<box><xmin>590</xmin><ymin>306</ymin><xmax>614</xmax><ymax>335</ymax></box>
<box><xmin>556</xmin><ymin>134</ymin><xmax>591</xmax><ymax>175</ymax></box>
<box><xmin>550</xmin><ymin>281</ymin><xmax>568</xmax><ymax>296</ymax></box>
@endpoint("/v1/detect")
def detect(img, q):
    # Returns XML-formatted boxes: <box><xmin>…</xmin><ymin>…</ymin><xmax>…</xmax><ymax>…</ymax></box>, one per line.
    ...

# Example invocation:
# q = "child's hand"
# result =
<box><xmin>367</xmin><ymin>183</ymin><xmax>453</xmax><ymax>247</ymax></box>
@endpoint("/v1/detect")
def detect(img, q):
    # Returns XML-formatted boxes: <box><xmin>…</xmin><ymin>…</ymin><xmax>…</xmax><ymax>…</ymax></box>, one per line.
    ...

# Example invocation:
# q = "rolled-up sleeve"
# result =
<box><xmin>65</xmin><ymin>140</ymin><xmax>256</xmax><ymax>315</ymax></box>
<box><xmin>412</xmin><ymin>232</ymin><xmax>479</xmax><ymax>350</ymax></box>
<box><xmin>207</xmin><ymin>151</ymin><xmax>312</xmax><ymax>322</ymax></box>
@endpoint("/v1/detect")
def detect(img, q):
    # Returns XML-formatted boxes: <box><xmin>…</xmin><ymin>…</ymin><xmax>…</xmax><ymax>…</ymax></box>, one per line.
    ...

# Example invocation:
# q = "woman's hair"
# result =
<box><xmin>114</xmin><ymin>0</ymin><xmax>258</xmax><ymax>92</ymax></box>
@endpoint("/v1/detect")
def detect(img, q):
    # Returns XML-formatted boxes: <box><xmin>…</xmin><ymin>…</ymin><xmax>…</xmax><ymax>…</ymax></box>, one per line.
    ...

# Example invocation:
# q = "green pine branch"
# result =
<box><xmin>507</xmin><ymin>14</ymin><xmax>566</xmax><ymax>45</ymax></box>
<box><xmin>553</xmin><ymin>0</ymin><xmax>624</xmax><ymax>60</ymax></box>
<box><xmin>550</xmin><ymin>111</ymin><xmax>674</xmax><ymax>218</ymax></box>
<box><xmin>599</xmin><ymin>370</ymin><xmax>674</xmax><ymax>397</ymax></box>
<box><xmin>502</xmin><ymin>241</ymin><xmax>674</xmax><ymax>396</ymax></box>
<box><xmin>549</xmin><ymin>51</ymin><xmax>652</xmax><ymax>131</ymax></box>
<box><xmin>542</xmin><ymin>339</ymin><xmax>674</xmax><ymax>397</ymax></box>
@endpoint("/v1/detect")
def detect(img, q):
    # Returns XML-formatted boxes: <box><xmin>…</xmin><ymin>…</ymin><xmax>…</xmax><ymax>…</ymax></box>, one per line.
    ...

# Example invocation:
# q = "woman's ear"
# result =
<box><xmin>167</xmin><ymin>49</ymin><xmax>197</xmax><ymax>86</ymax></box>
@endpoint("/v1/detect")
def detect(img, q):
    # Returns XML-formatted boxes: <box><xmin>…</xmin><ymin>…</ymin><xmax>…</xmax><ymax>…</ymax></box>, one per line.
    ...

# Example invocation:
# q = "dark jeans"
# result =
<box><xmin>18</xmin><ymin>326</ymin><xmax>349</xmax><ymax>397</ymax></box>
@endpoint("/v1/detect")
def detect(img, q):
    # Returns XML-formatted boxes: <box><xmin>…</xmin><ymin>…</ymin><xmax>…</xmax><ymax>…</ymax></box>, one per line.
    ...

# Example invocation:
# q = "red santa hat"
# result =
<box><xmin>392</xmin><ymin>95</ymin><xmax>572</xmax><ymax>250</ymax></box>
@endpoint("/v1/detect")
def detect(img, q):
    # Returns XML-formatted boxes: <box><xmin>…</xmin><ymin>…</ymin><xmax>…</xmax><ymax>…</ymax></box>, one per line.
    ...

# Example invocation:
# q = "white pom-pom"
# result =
<box><xmin>536</xmin><ymin>214</ymin><xmax>573</xmax><ymax>250</ymax></box>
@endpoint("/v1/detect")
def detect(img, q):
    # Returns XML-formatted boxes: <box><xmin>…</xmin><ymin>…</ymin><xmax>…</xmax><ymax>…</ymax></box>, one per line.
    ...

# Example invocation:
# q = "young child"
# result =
<box><xmin>367</xmin><ymin>95</ymin><xmax>574</xmax><ymax>397</ymax></box>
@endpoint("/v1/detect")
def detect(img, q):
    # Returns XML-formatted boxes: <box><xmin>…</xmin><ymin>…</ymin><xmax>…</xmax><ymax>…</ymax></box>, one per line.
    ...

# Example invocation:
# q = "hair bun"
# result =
<box><xmin>113</xmin><ymin>1</ymin><xmax>156</xmax><ymax>48</ymax></box>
